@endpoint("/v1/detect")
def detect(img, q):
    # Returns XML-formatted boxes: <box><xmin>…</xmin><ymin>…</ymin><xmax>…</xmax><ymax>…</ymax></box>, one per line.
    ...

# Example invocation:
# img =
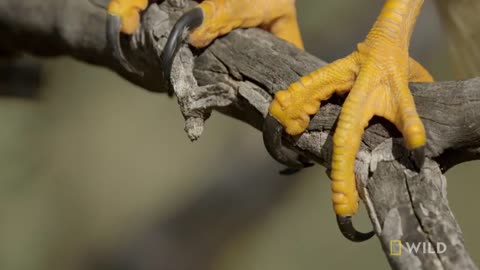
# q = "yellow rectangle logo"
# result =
<box><xmin>390</xmin><ymin>240</ymin><xmax>402</xmax><ymax>256</ymax></box>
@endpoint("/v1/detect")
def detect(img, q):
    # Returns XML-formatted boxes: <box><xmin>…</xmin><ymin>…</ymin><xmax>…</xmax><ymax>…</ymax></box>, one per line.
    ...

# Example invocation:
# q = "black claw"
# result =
<box><xmin>279</xmin><ymin>160</ymin><xmax>314</xmax><ymax>175</ymax></box>
<box><xmin>263</xmin><ymin>114</ymin><xmax>312</xmax><ymax>172</ymax></box>
<box><xmin>162</xmin><ymin>8</ymin><xmax>204</xmax><ymax>83</ymax></box>
<box><xmin>336</xmin><ymin>215</ymin><xmax>375</xmax><ymax>242</ymax></box>
<box><xmin>412</xmin><ymin>146</ymin><xmax>425</xmax><ymax>170</ymax></box>
<box><xmin>107</xmin><ymin>14</ymin><xmax>142</xmax><ymax>75</ymax></box>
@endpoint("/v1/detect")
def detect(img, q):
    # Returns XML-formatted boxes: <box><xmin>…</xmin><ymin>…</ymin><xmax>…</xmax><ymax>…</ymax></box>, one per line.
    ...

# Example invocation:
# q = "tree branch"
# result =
<box><xmin>2</xmin><ymin>0</ymin><xmax>479</xmax><ymax>269</ymax></box>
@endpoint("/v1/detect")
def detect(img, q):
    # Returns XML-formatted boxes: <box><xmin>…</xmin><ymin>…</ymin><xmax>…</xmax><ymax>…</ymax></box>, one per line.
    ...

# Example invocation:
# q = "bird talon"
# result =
<box><xmin>336</xmin><ymin>215</ymin><xmax>375</xmax><ymax>242</ymax></box>
<box><xmin>107</xmin><ymin>13</ymin><xmax>142</xmax><ymax>75</ymax></box>
<box><xmin>263</xmin><ymin>114</ymin><xmax>312</xmax><ymax>172</ymax></box>
<box><xmin>411</xmin><ymin>146</ymin><xmax>425</xmax><ymax>170</ymax></box>
<box><xmin>162</xmin><ymin>8</ymin><xmax>204</xmax><ymax>82</ymax></box>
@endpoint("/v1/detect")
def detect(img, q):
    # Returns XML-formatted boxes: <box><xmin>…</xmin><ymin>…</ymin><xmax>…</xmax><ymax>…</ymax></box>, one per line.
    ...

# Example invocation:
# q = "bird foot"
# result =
<box><xmin>263</xmin><ymin>35</ymin><xmax>433</xmax><ymax>241</ymax></box>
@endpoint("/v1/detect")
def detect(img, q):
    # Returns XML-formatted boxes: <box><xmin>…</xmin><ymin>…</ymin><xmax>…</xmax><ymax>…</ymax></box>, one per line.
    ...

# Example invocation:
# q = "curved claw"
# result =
<box><xmin>162</xmin><ymin>8</ymin><xmax>204</xmax><ymax>82</ymax></box>
<box><xmin>262</xmin><ymin>114</ymin><xmax>313</xmax><ymax>172</ymax></box>
<box><xmin>336</xmin><ymin>215</ymin><xmax>375</xmax><ymax>242</ymax></box>
<box><xmin>107</xmin><ymin>13</ymin><xmax>142</xmax><ymax>75</ymax></box>
<box><xmin>411</xmin><ymin>146</ymin><xmax>425</xmax><ymax>170</ymax></box>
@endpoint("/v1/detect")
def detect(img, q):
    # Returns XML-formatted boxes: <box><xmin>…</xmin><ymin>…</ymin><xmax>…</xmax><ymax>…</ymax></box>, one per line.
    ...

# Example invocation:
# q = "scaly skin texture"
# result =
<box><xmin>107</xmin><ymin>0</ymin><xmax>148</xmax><ymax>34</ymax></box>
<box><xmin>190</xmin><ymin>0</ymin><xmax>303</xmax><ymax>49</ymax></box>
<box><xmin>269</xmin><ymin>0</ymin><xmax>433</xmax><ymax>216</ymax></box>
<box><xmin>107</xmin><ymin>0</ymin><xmax>303</xmax><ymax>49</ymax></box>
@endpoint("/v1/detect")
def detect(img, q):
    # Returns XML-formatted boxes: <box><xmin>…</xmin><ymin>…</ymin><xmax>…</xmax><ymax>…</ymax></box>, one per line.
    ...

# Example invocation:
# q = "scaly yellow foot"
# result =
<box><xmin>107</xmin><ymin>0</ymin><xmax>151</xmax><ymax>73</ymax></box>
<box><xmin>163</xmin><ymin>0</ymin><xmax>303</xmax><ymax>80</ymax></box>
<box><xmin>108</xmin><ymin>0</ymin><xmax>149</xmax><ymax>34</ymax></box>
<box><xmin>265</xmin><ymin>0</ymin><xmax>432</xmax><ymax>241</ymax></box>
<box><xmin>188</xmin><ymin>0</ymin><xmax>303</xmax><ymax>49</ymax></box>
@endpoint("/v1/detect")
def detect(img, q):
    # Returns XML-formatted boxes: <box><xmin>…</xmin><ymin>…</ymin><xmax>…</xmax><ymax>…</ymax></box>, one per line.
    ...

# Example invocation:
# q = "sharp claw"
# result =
<box><xmin>263</xmin><ymin>114</ymin><xmax>312</xmax><ymax>172</ymax></box>
<box><xmin>279</xmin><ymin>162</ymin><xmax>313</xmax><ymax>175</ymax></box>
<box><xmin>336</xmin><ymin>215</ymin><xmax>375</xmax><ymax>242</ymax></box>
<box><xmin>412</xmin><ymin>146</ymin><xmax>425</xmax><ymax>170</ymax></box>
<box><xmin>162</xmin><ymin>8</ymin><xmax>204</xmax><ymax>83</ymax></box>
<box><xmin>279</xmin><ymin>167</ymin><xmax>302</xmax><ymax>175</ymax></box>
<box><xmin>107</xmin><ymin>13</ymin><xmax>142</xmax><ymax>75</ymax></box>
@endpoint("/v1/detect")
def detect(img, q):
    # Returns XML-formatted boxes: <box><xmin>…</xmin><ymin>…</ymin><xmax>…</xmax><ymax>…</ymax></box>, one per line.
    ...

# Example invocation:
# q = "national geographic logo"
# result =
<box><xmin>390</xmin><ymin>240</ymin><xmax>447</xmax><ymax>256</ymax></box>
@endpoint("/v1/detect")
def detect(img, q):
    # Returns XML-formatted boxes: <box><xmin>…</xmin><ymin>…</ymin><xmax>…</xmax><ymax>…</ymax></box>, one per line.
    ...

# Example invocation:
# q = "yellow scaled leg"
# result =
<box><xmin>106</xmin><ymin>0</ymin><xmax>151</xmax><ymax>73</ymax></box>
<box><xmin>266</xmin><ymin>0</ymin><xmax>432</xmax><ymax>241</ymax></box>
<box><xmin>189</xmin><ymin>0</ymin><xmax>303</xmax><ymax>49</ymax></box>
<box><xmin>107</xmin><ymin>0</ymin><xmax>149</xmax><ymax>34</ymax></box>
<box><xmin>163</xmin><ymin>0</ymin><xmax>304</xmax><ymax>79</ymax></box>
<box><xmin>108</xmin><ymin>0</ymin><xmax>303</xmax><ymax>74</ymax></box>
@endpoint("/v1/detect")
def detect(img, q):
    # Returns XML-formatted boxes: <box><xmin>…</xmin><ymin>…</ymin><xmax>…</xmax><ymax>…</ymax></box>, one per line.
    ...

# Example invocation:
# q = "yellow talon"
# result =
<box><xmin>107</xmin><ymin>0</ymin><xmax>148</xmax><ymax>34</ymax></box>
<box><xmin>106</xmin><ymin>0</ymin><xmax>152</xmax><ymax>74</ymax></box>
<box><xmin>190</xmin><ymin>0</ymin><xmax>304</xmax><ymax>49</ymax></box>
<box><xmin>268</xmin><ymin>0</ymin><xmax>432</xmax><ymax>229</ymax></box>
<box><xmin>163</xmin><ymin>0</ymin><xmax>304</xmax><ymax>83</ymax></box>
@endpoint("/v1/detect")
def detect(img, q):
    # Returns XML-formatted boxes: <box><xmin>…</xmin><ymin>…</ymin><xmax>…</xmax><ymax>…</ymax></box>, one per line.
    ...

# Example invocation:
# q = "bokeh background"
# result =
<box><xmin>0</xmin><ymin>0</ymin><xmax>479</xmax><ymax>269</ymax></box>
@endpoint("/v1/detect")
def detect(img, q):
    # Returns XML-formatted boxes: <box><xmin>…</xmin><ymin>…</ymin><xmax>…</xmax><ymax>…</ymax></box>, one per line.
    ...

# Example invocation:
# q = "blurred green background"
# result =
<box><xmin>0</xmin><ymin>1</ymin><xmax>479</xmax><ymax>269</ymax></box>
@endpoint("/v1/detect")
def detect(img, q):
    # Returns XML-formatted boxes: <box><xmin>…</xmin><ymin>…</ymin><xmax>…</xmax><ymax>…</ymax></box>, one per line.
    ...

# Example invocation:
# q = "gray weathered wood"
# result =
<box><xmin>1</xmin><ymin>0</ymin><xmax>479</xmax><ymax>269</ymax></box>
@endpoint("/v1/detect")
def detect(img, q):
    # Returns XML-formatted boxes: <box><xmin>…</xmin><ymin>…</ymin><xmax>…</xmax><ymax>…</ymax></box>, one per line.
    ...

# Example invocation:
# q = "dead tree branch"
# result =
<box><xmin>1</xmin><ymin>0</ymin><xmax>479</xmax><ymax>269</ymax></box>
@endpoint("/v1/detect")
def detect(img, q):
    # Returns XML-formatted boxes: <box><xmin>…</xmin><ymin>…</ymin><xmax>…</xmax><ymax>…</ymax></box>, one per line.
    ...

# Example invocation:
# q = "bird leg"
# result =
<box><xmin>264</xmin><ymin>0</ymin><xmax>433</xmax><ymax>242</ymax></box>
<box><xmin>162</xmin><ymin>0</ymin><xmax>303</xmax><ymax>80</ymax></box>
<box><xmin>106</xmin><ymin>0</ymin><xmax>152</xmax><ymax>74</ymax></box>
